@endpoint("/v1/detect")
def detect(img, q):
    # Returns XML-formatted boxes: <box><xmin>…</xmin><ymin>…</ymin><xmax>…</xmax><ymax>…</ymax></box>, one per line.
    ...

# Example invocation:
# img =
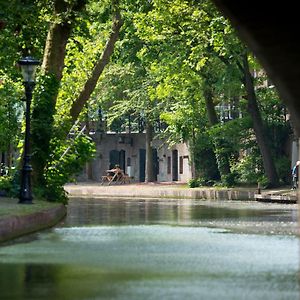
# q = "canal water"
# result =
<box><xmin>0</xmin><ymin>198</ymin><xmax>299</xmax><ymax>300</ymax></box>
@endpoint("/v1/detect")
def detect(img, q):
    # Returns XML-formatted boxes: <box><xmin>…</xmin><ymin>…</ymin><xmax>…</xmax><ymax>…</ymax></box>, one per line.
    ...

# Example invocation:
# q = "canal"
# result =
<box><xmin>0</xmin><ymin>198</ymin><xmax>299</xmax><ymax>299</ymax></box>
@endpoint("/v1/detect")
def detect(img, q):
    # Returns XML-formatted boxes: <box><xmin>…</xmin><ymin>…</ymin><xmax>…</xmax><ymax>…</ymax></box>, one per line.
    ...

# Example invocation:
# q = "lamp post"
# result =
<box><xmin>18</xmin><ymin>56</ymin><xmax>39</xmax><ymax>204</ymax></box>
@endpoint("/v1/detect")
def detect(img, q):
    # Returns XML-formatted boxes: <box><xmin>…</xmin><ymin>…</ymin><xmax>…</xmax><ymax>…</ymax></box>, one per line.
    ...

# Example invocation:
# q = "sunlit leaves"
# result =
<box><xmin>0</xmin><ymin>73</ymin><xmax>23</xmax><ymax>153</ymax></box>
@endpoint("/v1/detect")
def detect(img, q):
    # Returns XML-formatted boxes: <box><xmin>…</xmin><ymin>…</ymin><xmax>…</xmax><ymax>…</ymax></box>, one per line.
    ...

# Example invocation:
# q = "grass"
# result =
<box><xmin>0</xmin><ymin>197</ymin><xmax>61</xmax><ymax>219</ymax></box>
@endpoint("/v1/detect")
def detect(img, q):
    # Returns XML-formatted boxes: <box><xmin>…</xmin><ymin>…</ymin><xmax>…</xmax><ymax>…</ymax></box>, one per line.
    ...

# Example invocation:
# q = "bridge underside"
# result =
<box><xmin>213</xmin><ymin>0</ymin><xmax>300</xmax><ymax>136</ymax></box>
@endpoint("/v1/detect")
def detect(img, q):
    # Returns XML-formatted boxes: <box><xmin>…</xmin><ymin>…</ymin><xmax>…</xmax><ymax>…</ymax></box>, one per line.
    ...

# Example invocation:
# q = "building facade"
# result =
<box><xmin>79</xmin><ymin>132</ymin><xmax>192</xmax><ymax>183</ymax></box>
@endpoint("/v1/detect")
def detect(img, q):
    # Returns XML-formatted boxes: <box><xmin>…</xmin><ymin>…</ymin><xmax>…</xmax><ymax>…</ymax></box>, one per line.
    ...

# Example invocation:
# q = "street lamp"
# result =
<box><xmin>18</xmin><ymin>56</ymin><xmax>39</xmax><ymax>204</ymax></box>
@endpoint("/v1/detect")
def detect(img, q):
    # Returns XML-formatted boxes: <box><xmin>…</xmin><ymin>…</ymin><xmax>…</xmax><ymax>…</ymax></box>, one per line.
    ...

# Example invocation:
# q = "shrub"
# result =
<box><xmin>221</xmin><ymin>172</ymin><xmax>237</xmax><ymax>187</ymax></box>
<box><xmin>231</xmin><ymin>154</ymin><xmax>264</xmax><ymax>185</ymax></box>
<box><xmin>275</xmin><ymin>156</ymin><xmax>291</xmax><ymax>185</ymax></box>
<box><xmin>188</xmin><ymin>177</ymin><xmax>215</xmax><ymax>188</ymax></box>
<box><xmin>0</xmin><ymin>176</ymin><xmax>12</xmax><ymax>191</ymax></box>
<box><xmin>257</xmin><ymin>175</ymin><xmax>269</xmax><ymax>189</ymax></box>
<box><xmin>188</xmin><ymin>178</ymin><xmax>200</xmax><ymax>188</ymax></box>
<box><xmin>43</xmin><ymin>134</ymin><xmax>96</xmax><ymax>204</ymax></box>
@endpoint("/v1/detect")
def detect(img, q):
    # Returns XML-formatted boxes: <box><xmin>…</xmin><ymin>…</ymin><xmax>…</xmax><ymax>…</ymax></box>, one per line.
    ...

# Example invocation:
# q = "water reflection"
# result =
<box><xmin>0</xmin><ymin>198</ymin><xmax>298</xmax><ymax>300</ymax></box>
<box><xmin>65</xmin><ymin>198</ymin><xmax>298</xmax><ymax>235</ymax></box>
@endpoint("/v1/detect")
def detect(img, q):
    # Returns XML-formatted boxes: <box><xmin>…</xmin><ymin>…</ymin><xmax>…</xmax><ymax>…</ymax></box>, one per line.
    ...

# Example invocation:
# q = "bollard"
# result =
<box><xmin>257</xmin><ymin>182</ymin><xmax>261</xmax><ymax>194</ymax></box>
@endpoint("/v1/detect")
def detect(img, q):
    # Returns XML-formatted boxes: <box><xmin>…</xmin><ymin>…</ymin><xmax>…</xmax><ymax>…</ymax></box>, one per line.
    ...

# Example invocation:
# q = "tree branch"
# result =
<box><xmin>70</xmin><ymin>0</ymin><xmax>123</xmax><ymax>122</ymax></box>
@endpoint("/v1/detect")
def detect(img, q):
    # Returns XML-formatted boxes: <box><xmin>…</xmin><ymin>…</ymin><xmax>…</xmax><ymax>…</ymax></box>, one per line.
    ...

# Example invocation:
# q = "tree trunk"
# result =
<box><xmin>31</xmin><ymin>0</ymin><xmax>86</xmax><ymax>186</ymax></box>
<box><xmin>203</xmin><ymin>83</ymin><xmax>229</xmax><ymax>178</ymax></box>
<box><xmin>31</xmin><ymin>21</ymin><xmax>72</xmax><ymax>185</ymax></box>
<box><xmin>42</xmin><ymin>0</ymin><xmax>87</xmax><ymax>80</ymax></box>
<box><xmin>243</xmin><ymin>54</ymin><xmax>280</xmax><ymax>187</ymax></box>
<box><xmin>42</xmin><ymin>26</ymin><xmax>71</xmax><ymax>81</ymax></box>
<box><xmin>204</xmin><ymin>86</ymin><xmax>218</xmax><ymax>126</ymax></box>
<box><xmin>70</xmin><ymin>2</ymin><xmax>123</xmax><ymax>121</ymax></box>
<box><xmin>85</xmin><ymin>113</ymin><xmax>93</xmax><ymax>180</ymax></box>
<box><xmin>145</xmin><ymin>122</ymin><xmax>155</xmax><ymax>182</ymax></box>
<box><xmin>287</xmin><ymin>109</ymin><xmax>299</xmax><ymax>139</ymax></box>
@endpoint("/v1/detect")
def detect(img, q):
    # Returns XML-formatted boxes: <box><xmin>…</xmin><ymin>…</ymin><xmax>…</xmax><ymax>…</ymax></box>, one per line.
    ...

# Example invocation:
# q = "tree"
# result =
<box><xmin>0</xmin><ymin>76</ymin><xmax>23</xmax><ymax>173</ymax></box>
<box><xmin>241</xmin><ymin>53</ymin><xmax>279</xmax><ymax>186</ymax></box>
<box><xmin>132</xmin><ymin>0</ymin><xmax>233</xmax><ymax>181</ymax></box>
<box><xmin>69</xmin><ymin>0</ymin><xmax>123</xmax><ymax>121</ymax></box>
<box><xmin>30</xmin><ymin>0</ymin><xmax>124</xmax><ymax>196</ymax></box>
<box><xmin>0</xmin><ymin>0</ymin><xmax>125</xmax><ymax>199</ymax></box>
<box><xmin>30</xmin><ymin>0</ymin><xmax>88</xmax><ymax>186</ymax></box>
<box><xmin>99</xmin><ymin>66</ymin><xmax>160</xmax><ymax>182</ymax></box>
<box><xmin>0</xmin><ymin>0</ymin><xmax>287</xmax><ymax>197</ymax></box>
<box><xmin>132</xmin><ymin>0</ymin><xmax>281</xmax><ymax>186</ymax></box>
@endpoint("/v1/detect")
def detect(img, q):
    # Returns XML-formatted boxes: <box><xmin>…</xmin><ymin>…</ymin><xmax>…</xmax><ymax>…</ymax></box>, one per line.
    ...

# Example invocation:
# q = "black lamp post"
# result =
<box><xmin>18</xmin><ymin>56</ymin><xmax>39</xmax><ymax>204</ymax></box>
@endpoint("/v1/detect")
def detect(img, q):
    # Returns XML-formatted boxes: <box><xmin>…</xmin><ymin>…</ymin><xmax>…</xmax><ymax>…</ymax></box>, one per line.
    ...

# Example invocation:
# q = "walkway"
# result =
<box><xmin>65</xmin><ymin>182</ymin><xmax>298</xmax><ymax>202</ymax></box>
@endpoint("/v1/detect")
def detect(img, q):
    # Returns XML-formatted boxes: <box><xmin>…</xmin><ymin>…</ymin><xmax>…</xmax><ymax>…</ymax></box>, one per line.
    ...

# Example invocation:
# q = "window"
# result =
<box><xmin>179</xmin><ymin>156</ymin><xmax>183</xmax><ymax>174</ymax></box>
<box><xmin>167</xmin><ymin>156</ymin><xmax>171</xmax><ymax>174</ymax></box>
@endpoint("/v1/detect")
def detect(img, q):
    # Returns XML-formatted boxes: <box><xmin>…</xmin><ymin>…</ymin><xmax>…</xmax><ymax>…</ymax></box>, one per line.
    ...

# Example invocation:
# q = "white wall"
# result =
<box><xmin>79</xmin><ymin>133</ymin><xmax>192</xmax><ymax>183</ymax></box>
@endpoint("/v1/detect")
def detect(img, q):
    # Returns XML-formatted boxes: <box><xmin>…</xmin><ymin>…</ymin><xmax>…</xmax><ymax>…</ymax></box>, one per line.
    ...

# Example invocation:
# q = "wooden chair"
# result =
<box><xmin>120</xmin><ymin>174</ymin><xmax>131</xmax><ymax>184</ymax></box>
<box><xmin>108</xmin><ymin>171</ymin><xmax>122</xmax><ymax>185</ymax></box>
<box><xmin>100</xmin><ymin>175</ymin><xmax>113</xmax><ymax>185</ymax></box>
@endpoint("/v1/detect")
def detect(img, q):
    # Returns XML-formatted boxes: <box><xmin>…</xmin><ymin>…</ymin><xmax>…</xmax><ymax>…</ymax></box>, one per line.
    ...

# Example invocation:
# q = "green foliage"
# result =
<box><xmin>0</xmin><ymin>0</ymin><xmax>293</xmax><ymax>199</ymax></box>
<box><xmin>188</xmin><ymin>177</ymin><xmax>215</xmax><ymax>188</ymax></box>
<box><xmin>257</xmin><ymin>175</ymin><xmax>269</xmax><ymax>189</ymax></box>
<box><xmin>188</xmin><ymin>178</ymin><xmax>199</xmax><ymax>188</ymax></box>
<box><xmin>192</xmin><ymin>131</ymin><xmax>220</xmax><ymax>181</ymax></box>
<box><xmin>275</xmin><ymin>156</ymin><xmax>291</xmax><ymax>185</ymax></box>
<box><xmin>0</xmin><ymin>0</ymin><xmax>47</xmax><ymax>62</ymax></box>
<box><xmin>220</xmin><ymin>172</ymin><xmax>237</xmax><ymax>187</ymax></box>
<box><xmin>44</xmin><ymin>134</ymin><xmax>96</xmax><ymax>203</ymax></box>
<box><xmin>31</xmin><ymin>74</ymin><xmax>60</xmax><ymax>184</ymax></box>
<box><xmin>231</xmin><ymin>153</ymin><xmax>264</xmax><ymax>185</ymax></box>
<box><xmin>207</xmin><ymin>119</ymin><xmax>249</xmax><ymax>182</ymax></box>
<box><xmin>0</xmin><ymin>0</ymin><xmax>119</xmax><ymax>204</ymax></box>
<box><xmin>0</xmin><ymin>173</ymin><xmax>21</xmax><ymax>197</ymax></box>
<box><xmin>188</xmin><ymin>178</ymin><xmax>203</xmax><ymax>188</ymax></box>
<box><xmin>213</xmin><ymin>137</ymin><xmax>232</xmax><ymax>177</ymax></box>
<box><xmin>29</xmin><ymin>72</ymin><xmax>97</xmax><ymax>204</ymax></box>
<box><xmin>0</xmin><ymin>176</ymin><xmax>13</xmax><ymax>193</ymax></box>
<box><xmin>0</xmin><ymin>74</ymin><xmax>23</xmax><ymax>154</ymax></box>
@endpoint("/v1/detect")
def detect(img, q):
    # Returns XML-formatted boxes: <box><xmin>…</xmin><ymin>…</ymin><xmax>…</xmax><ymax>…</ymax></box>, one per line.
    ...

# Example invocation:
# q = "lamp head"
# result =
<box><xmin>18</xmin><ymin>56</ymin><xmax>40</xmax><ymax>83</ymax></box>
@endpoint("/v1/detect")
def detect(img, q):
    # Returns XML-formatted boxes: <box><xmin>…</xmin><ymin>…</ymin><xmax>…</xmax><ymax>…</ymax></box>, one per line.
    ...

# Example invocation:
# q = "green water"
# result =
<box><xmin>0</xmin><ymin>198</ymin><xmax>299</xmax><ymax>299</ymax></box>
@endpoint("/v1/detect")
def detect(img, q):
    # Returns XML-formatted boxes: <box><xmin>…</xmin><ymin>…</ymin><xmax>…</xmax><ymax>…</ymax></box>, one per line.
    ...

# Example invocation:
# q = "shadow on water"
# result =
<box><xmin>0</xmin><ymin>198</ymin><xmax>299</xmax><ymax>300</ymax></box>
